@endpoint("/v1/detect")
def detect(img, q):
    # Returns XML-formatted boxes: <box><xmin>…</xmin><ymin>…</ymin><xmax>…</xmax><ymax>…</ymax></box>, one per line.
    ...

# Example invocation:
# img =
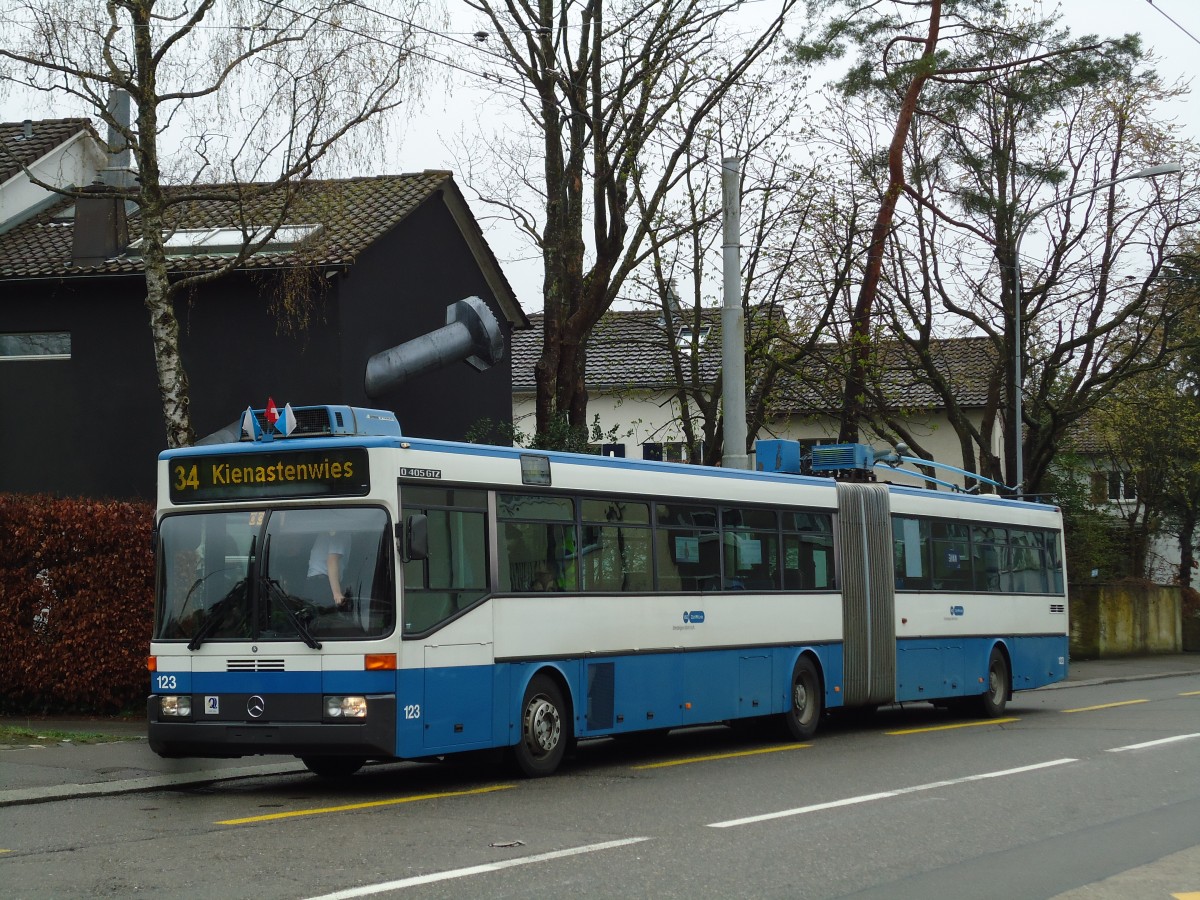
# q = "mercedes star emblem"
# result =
<box><xmin>247</xmin><ymin>695</ymin><xmax>266</xmax><ymax>718</ymax></box>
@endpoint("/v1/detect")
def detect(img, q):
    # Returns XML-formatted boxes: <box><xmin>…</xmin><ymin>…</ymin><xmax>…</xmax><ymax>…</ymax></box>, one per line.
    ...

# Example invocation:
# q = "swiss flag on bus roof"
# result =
<box><xmin>265</xmin><ymin>397</ymin><xmax>280</xmax><ymax>425</ymax></box>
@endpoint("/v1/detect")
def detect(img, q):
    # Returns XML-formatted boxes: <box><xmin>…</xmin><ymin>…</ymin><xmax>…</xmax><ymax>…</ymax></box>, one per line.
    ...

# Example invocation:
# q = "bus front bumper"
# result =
<box><xmin>146</xmin><ymin>695</ymin><xmax>397</xmax><ymax>759</ymax></box>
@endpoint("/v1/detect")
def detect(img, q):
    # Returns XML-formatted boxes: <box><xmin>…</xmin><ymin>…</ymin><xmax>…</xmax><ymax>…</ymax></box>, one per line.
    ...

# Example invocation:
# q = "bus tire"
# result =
<box><xmin>301</xmin><ymin>755</ymin><xmax>364</xmax><ymax>778</ymax></box>
<box><xmin>513</xmin><ymin>674</ymin><xmax>569</xmax><ymax>777</ymax></box>
<box><xmin>972</xmin><ymin>647</ymin><xmax>1009</xmax><ymax>718</ymax></box>
<box><xmin>782</xmin><ymin>656</ymin><xmax>823</xmax><ymax>741</ymax></box>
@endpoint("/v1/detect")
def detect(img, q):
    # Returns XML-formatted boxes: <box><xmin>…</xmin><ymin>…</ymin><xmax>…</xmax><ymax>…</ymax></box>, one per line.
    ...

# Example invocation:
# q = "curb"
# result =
<box><xmin>1043</xmin><ymin>670</ymin><xmax>1200</xmax><ymax>691</ymax></box>
<box><xmin>0</xmin><ymin>761</ymin><xmax>307</xmax><ymax>808</ymax></box>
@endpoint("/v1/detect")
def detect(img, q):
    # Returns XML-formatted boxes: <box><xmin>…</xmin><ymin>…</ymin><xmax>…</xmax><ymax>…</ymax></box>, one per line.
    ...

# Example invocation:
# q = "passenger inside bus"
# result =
<box><xmin>307</xmin><ymin>530</ymin><xmax>349</xmax><ymax>611</ymax></box>
<box><xmin>531</xmin><ymin>563</ymin><xmax>560</xmax><ymax>591</ymax></box>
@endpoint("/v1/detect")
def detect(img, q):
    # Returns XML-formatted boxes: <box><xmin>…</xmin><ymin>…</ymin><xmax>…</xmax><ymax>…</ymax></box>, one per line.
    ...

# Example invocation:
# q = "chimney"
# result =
<box><xmin>72</xmin><ymin>179</ymin><xmax>128</xmax><ymax>266</ymax></box>
<box><xmin>101</xmin><ymin>89</ymin><xmax>137</xmax><ymax>189</ymax></box>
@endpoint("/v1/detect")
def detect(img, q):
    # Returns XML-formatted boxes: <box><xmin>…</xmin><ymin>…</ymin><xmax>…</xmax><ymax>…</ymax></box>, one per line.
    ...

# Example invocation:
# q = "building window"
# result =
<box><xmin>643</xmin><ymin>441</ymin><xmax>702</xmax><ymax>463</ymax></box>
<box><xmin>0</xmin><ymin>332</ymin><xmax>71</xmax><ymax>360</ymax></box>
<box><xmin>1092</xmin><ymin>470</ymin><xmax>1136</xmax><ymax>502</ymax></box>
<box><xmin>664</xmin><ymin>441</ymin><xmax>702</xmax><ymax>463</ymax></box>
<box><xmin>1108</xmin><ymin>471</ymin><xmax>1136</xmax><ymax>501</ymax></box>
<box><xmin>676</xmin><ymin>325</ymin><xmax>710</xmax><ymax>354</ymax></box>
<box><xmin>131</xmin><ymin>224</ymin><xmax>323</xmax><ymax>255</ymax></box>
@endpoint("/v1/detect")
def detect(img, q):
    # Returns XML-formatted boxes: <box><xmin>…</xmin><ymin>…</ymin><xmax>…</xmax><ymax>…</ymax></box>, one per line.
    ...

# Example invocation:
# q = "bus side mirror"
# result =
<box><xmin>398</xmin><ymin>514</ymin><xmax>428</xmax><ymax>563</ymax></box>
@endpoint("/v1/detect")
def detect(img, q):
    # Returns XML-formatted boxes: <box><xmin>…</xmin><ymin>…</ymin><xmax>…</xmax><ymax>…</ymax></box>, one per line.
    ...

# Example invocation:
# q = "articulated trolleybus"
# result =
<box><xmin>148</xmin><ymin>404</ymin><xmax>1068</xmax><ymax>777</ymax></box>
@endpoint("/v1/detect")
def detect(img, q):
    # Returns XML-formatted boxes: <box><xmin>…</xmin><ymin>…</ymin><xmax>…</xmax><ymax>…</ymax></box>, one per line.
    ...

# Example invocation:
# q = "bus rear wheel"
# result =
<box><xmin>781</xmin><ymin>656</ymin><xmax>822</xmax><ymax>741</ymax></box>
<box><xmin>301</xmin><ymin>755</ymin><xmax>364</xmax><ymax>778</ymax></box>
<box><xmin>971</xmin><ymin>648</ymin><xmax>1009</xmax><ymax>718</ymax></box>
<box><xmin>513</xmin><ymin>674</ymin><xmax>569</xmax><ymax>777</ymax></box>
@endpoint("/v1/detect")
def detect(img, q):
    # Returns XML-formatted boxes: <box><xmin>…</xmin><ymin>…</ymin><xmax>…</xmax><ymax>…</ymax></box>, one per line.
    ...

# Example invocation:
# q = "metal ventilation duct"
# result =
<box><xmin>364</xmin><ymin>296</ymin><xmax>504</xmax><ymax>398</ymax></box>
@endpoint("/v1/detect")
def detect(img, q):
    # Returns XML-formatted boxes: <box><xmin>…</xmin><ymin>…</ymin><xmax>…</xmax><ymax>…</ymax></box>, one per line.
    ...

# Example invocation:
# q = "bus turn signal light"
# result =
<box><xmin>365</xmin><ymin>653</ymin><xmax>396</xmax><ymax>671</ymax></box>
<box><xmin>147</xmin><ymin>656</ymin><xmax>157</xmax><ymax>671</ymax></box>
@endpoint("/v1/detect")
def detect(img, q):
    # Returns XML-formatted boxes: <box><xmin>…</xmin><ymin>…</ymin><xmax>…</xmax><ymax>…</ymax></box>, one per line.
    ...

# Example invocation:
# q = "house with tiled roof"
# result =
<box><xmin>0</xmin><ymin>118</ymin><xmax>527</xmax><ymax>498</ymax></box>
<box><xmin>513</xmin><ymin>310</ymin><xmax>1004</xmax><ymax>489</ymax></box>
<box><xmin>0</xmin><ymin>118</ymin><xmax>107</xmax><ymax>233</ymax></box>
<box><xmin>512</xmin><ymin>309</ymin><xmax>726</xmax><ymax>461</ymax></box>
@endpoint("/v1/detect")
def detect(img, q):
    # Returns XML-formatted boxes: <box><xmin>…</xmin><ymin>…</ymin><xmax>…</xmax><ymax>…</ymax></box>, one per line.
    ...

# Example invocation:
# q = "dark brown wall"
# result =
<box><xmin>0</xmin><ymin>197</ymin><xmax>515</xmax><ymax>499</ymax></box>
<box><xmin>339</xmin><ymin>191</ymin><xmax>515</xmax><ymax>441</ymax></box>
<box><xmin>0</xmin><ymin>277</ymin><xmax>162</xmax><ymax>497</ymax></box>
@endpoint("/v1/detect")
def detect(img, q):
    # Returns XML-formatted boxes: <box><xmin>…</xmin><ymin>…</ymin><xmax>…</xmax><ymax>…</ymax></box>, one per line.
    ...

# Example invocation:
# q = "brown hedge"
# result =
<box><xmin>0</xmin><ymin>494</ymin><xmax>155</xmax><ymax>714</ymax></box>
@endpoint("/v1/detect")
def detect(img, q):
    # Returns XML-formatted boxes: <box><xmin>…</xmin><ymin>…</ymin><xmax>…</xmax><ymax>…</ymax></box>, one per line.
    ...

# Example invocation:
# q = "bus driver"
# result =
<box><xmin>308</xmin><ymin>531</ymin><xmax>349</xmax><ymax>611</ymax></box>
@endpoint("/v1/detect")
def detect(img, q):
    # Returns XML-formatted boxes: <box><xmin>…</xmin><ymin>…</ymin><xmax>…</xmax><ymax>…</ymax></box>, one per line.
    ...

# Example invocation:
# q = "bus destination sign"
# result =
<box><xmin>169</xmin><ymin>448</ymin><xmax>370</xmax><ymax>503</ymax></box>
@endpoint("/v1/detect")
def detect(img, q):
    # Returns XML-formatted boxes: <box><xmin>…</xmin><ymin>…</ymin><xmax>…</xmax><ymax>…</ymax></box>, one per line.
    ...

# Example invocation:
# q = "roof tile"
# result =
<box><xmin>0</xmin><ymin>118</ymin><xmax>95</xmax><ymax>184</ymax></box>
<box><xmin>515</xmin><ymin>309</ymin><xmax>998</xmax><ymax>411</ymax></box>
<box><xmin>0</xmin><ymin>170</ymin><xmax>452</xmax><ymax>278</ymax></box>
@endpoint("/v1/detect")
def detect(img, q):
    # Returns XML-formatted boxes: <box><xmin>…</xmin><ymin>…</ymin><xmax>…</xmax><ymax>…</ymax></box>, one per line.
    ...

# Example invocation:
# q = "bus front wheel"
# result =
<box><xmin>782</xmin><ymin>656</ymin><xmax>823</xmax><ymax>741</ymax></box>
<box><xmin>513</xmin><ymin>674</ymin><xmax>569</xmax><ymax>777</ymax></box>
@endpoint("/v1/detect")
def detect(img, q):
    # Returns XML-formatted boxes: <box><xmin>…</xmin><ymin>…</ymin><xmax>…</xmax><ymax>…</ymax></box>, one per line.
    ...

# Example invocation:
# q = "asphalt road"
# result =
<box><xmin>2</xmin><ymin>672</ymin><xmax>1199</xmax><ymax>900</ymax></box>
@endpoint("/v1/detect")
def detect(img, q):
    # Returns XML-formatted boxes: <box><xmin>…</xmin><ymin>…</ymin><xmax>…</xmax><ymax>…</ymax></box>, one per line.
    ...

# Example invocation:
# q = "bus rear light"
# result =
<box><xmin>147</xmin><ymin>656</ymin><xmax>158</xmax><ymax>671</ymax></box>
<box><xmin>325</xmin><ymin>696</ymin><xmax>368</xmax><ymax>719</ymax></box>
<box><xmin>364</xmin><ymin>653</ymin><xmax>396</xmax><ymax>671</ymax></box>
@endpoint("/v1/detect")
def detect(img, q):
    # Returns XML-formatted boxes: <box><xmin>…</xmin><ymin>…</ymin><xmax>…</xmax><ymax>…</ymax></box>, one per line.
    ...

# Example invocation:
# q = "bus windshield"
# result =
<box><xmin>155</xmin><ymin>507</ymin><xmax>395</xmax><ymax>643</ymax></box>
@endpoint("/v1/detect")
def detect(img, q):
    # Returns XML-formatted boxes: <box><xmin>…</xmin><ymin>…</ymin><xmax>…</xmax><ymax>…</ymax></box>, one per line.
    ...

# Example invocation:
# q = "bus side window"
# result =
<box><xmin>782</xmin><ymin>511</ymin><xmax>835</xmax><ymax>590</ymax></box>
<box><xmin>722</xmin><ymin>507</ymin><xmax>778</xmax><ymax>590</ymax></box>
<box><xmin>400</xmin><ymin>490</ymin><xmax>487</xmax><ymax>634</ymax></box>
<box><xmin>930</xmin><ymin>521</ymin><xmax>971</xmax><ymax>591</ymax></box>
<box><xmin>580</xmin><ymin>499</ymin><xmax>652</xmax><ymax>592</ymax></box>
<box><xmin>892</xmin><ymin>516</ymin><xmax>930</xmax><ymax>590</ymax></box>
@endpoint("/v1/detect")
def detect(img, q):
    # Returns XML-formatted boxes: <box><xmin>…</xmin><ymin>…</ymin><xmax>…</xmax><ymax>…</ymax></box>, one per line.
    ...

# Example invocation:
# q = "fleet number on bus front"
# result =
<box><xmin>156</xmin><ymin>675</ymin><xmax>178</xmax><ymax>690</ymax></box>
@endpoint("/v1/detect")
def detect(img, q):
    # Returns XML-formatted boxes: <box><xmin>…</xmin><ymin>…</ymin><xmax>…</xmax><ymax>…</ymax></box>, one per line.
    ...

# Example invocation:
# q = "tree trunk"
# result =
<box><xmin>133</xmin><ymin>5</ymin><xmax>193</xmax><ymax>449</ymax></box>
<box><xmin>839</xmin><ymin>0</ymin><xmax>942</xmax><ymax>443</ymax></box>
<box><xmin>1179</xmin><ymin>509</ymin><xmax>1198</xmax><ymax>589</ymax></box>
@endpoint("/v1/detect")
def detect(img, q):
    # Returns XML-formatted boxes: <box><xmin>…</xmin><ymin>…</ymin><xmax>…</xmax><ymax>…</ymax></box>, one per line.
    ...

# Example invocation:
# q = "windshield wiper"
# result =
<box><xmin>259</xmin><ymin>575</ymin><xmax>322</xmax><ymax>649</ymax></box>
<box><xmin>186</xmin><ymin>579</ymin><xmax>247</xmax><ymax>651</ymax></box>
<box><xmin>259</xmin><ymin>530</ymin><xmax>321</xmax><ymax>648</ymax></box>
<box><xmin>187</xmin><ymin>533</ymin><xmax>254</xmax><ymax>652</ymax></box>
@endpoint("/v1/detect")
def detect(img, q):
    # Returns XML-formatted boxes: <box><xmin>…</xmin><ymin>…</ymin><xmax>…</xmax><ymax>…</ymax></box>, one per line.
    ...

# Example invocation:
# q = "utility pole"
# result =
<box><xmin>721</xmin><ymin>157</ymin><xmax>748</xmax><ymax>470</ymax></box>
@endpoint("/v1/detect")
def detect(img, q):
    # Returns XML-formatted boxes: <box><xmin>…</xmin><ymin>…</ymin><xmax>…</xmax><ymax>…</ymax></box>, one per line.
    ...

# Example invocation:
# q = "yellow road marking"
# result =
<box><xmin>1180</xmin><ymin>690</ymin><xmax>1200</xmax><ymax>697</ymax></box>
<box><xmin>216</xmin><ymin>784</ymin><xmax>515</xmax><ymax>826</ymax></box>
<box><xmin>1062</xmin><ymin>699</ymin><xmax>1149</xmax><ymax>714</ymax></box>
<box><xmin>0</xmin><ymin>849</ymin><xmax>10</xmax><ymax>854</ymax></box>
<box><xmin>1171</xmin><ymin>893</ymin><xmax>1200</xmax><ymax>899</ymax></box>
<box><xmin>886</xmin><ymin>717</ymin><xmax>1019</xmax><ymax>736</ymax></box>
<box><xmin>632</xmin><ymin>743</ymin><xmax>809</xmax><ymax>770</ymax></box>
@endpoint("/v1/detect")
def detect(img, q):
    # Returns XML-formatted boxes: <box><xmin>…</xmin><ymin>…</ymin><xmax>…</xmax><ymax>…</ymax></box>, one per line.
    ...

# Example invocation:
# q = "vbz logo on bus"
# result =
<box><xmin>683</xmin><ymin>610</ymin><xmax>705</xmax><ymax>624</ymax></box>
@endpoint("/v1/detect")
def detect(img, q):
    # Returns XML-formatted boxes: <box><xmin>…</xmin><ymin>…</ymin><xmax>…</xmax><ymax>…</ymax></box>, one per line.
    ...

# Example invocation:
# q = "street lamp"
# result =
<box><xmin>1010</xmin><ymin>162</ymin><xmax>1183</xmax><ymax>496</ymax></box>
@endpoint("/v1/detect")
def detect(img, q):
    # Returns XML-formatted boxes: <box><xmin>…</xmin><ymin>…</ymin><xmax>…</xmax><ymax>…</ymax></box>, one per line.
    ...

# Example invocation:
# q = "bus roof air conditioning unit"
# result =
<box><xmin>810</xmin><ymin>443</ymin><xmax>874</xmax><ymax>473</ymax></box>
<box><xmin>755</xmin><ymin>439</ymin><xmax>801</xmax><ymax>474</ymax></box>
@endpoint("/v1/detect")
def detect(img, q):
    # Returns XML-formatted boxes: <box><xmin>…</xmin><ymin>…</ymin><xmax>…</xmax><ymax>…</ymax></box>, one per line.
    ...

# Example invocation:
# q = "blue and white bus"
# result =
<box><xmin>147</xmin><ymin>404</ymin><xmax>1068</xmax><ymax>777</ymax></box>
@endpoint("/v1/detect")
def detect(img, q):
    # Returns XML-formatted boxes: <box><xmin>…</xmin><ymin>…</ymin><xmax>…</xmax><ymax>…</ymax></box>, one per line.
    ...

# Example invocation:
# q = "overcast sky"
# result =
<box><xmin>394</xmin><ymin>0</ymin><xmax>1200</xmax><ymax>308</ymax></box>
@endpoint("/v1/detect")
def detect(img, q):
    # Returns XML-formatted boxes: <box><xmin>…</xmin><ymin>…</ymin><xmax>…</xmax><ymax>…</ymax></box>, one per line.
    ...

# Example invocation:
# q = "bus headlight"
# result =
<box><xmin>325</xmin><ymin>696</ymin><xmax>367</xmax><ymax>719</ymax></box>
<box><xmin>160</xmin><ymin>695</ymin><xmax>192</xmax><ymax>718</ymax></box>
